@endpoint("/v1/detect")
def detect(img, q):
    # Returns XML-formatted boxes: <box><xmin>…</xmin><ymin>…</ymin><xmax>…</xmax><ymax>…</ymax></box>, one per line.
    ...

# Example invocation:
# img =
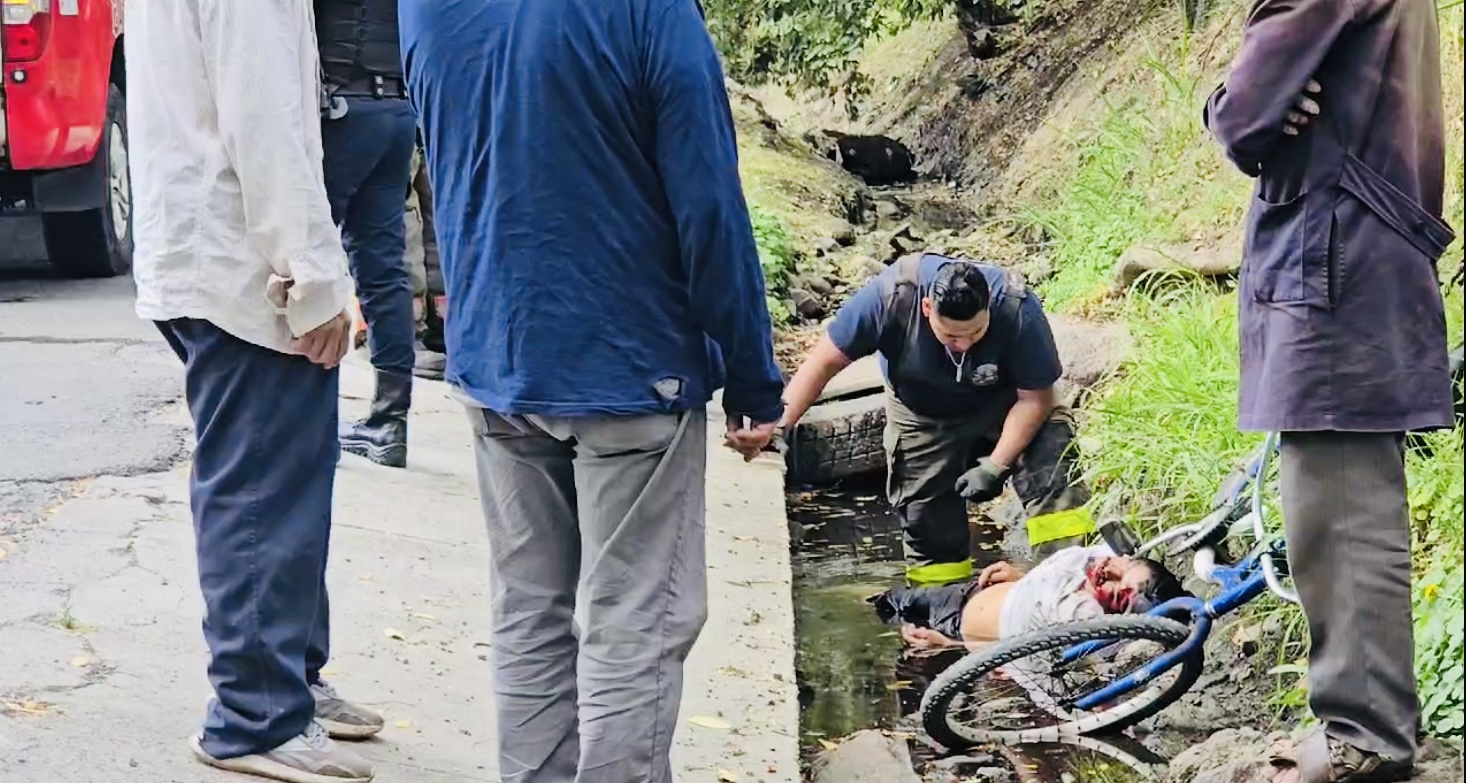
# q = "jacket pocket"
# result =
<box><xmin>1242</xmin><ymin>188</ymin><xmax>1334</xmax><ymax>307</ymax></box>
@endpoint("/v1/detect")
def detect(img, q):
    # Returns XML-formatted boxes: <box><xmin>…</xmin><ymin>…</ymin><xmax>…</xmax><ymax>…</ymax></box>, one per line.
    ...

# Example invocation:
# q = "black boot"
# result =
<box><xmin>340</xmin><ymin>370</ymin><xmax>411</xmax><ymax>468</ymax></box>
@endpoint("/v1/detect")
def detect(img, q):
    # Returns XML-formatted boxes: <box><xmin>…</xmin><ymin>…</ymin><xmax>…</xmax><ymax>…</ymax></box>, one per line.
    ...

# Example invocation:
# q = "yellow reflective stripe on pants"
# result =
<box><xmin>1026</xmin><ymin>506</ymin><xmax>1097</xmax><ymax>547</ymax></box>
<box><xmin>906</xmin><ymin>559</ymin><xmax>974</xmax><ymax>587</ymax></box>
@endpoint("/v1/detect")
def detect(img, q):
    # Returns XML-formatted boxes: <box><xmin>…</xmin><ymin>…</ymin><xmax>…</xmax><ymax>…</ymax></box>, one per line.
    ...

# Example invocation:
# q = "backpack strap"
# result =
<box><xmin>998</xmin><ymin>267</ymin><xmax>1027</xmax><ymax>322</ymax></box>
<box><xmin>877</xmin><ymin>253</ymin><xmax>925</xmax><ymax>360</ymax></box>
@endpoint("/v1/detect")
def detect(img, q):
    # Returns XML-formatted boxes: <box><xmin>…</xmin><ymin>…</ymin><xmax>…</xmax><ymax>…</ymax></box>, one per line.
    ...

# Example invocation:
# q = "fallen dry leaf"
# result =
<box><xmin>70</xmin><ymin>656</ymin><xmax>91</xmax><ymax>668</ymax></box>
<box><xmin>393</xmin><ymin>720</ymin><xmax>412</xmax><ymax>729</ymax></box>
<box><xmin>5</xmin><ymin>699</ymin><xmax>52</xmax><ymax>716</ymax></box>
<box><xmin>717</xmin><ymin>769</ymin><xmax>739</xmax><ymax>782</ymax></box>
<box><xmin>384</xmin><ymin>628</ymin><xmax>406</xmax><ymax>641</ymax></box>
<box><xmin>818</xmin><ymin>739</ymin><xmax>841</xmax><ymax>752</ymax></box>
<box><xmin>0</xmin><ymin>548</ymin><xmax>7</xmax><ymax>562</ymax></box>
<box><xmin>411</xmin><ymin>613</ymin><xmax>438</xmax><ymax>622</ymax></box>
<box><xmin>688</xmin><ymin>715</ymin><xmax>731</xmax><ymax>730</ymax></box>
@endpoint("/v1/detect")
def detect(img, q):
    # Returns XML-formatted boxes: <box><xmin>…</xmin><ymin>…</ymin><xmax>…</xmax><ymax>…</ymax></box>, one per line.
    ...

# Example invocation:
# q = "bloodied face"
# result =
<box><xmin>1083</xmin><ymin>555</ymin><xmax>1187</xmax><ymax>614</ymax></box>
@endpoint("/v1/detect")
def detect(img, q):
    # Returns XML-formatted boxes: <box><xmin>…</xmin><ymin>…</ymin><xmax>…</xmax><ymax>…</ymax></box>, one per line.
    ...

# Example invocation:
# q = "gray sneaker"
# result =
<box><xmin>311</xmin><ymin>680</ymin><xmax>385</xmax><ymax>740</ymax></box>
<box><xmin>412</xmin><ymin>344</ymin><xmax>445</xmax><ymax>381</ymax></box>
<box><xmin>189</xmin><ymin>721</ymin><xmax>374</xmax><ymax>783</ymax></box>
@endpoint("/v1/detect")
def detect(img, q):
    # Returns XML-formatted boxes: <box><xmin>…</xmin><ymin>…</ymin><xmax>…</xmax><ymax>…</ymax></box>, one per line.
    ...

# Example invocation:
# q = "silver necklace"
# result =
<box><xmin>945</xmin><ymin>347</ymin><xmax>966</xmax><ymax>382</ymax></box>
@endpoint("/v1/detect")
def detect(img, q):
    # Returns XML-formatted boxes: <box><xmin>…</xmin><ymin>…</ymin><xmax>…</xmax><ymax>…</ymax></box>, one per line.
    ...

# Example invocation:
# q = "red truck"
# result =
<box><xmin>2</xmin><ymin>0</ymin><xmax>130</xmax><ymax>277</ymax></box>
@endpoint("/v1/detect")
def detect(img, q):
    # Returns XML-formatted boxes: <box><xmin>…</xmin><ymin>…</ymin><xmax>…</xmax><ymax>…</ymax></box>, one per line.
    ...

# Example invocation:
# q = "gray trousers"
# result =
<box><xmin>467</xmin><ymin>408</ymin><xmax>710</xmax><ymax>783</ymax></box>
<box><xmin>1280</xmin><ymin>431</ymin><xmax>1416</xmax><ymax>765</ymax></box>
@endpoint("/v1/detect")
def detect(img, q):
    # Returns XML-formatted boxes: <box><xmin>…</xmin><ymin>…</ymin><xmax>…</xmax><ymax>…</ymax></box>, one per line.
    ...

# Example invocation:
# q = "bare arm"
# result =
<box><xmin>988</xmin><ymin>386</ymin><xmax>1055</xmax><ymax>470</ymax></box>
<box><xmin>778</xmin><ymin>334</ymin><xmax>854</xmax><ymax>428</ymax></box>
<box><xmin>978</xmin><ymin>560</ymin><xmax>1025</xmax><ymax>587</ymax></box>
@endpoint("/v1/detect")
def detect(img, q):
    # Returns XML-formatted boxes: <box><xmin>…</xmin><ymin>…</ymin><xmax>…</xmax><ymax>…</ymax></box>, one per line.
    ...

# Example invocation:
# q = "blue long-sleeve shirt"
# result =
<box><xmin>399</xmin><ymin>0</ymin><xmax>784</xmax><ymax>422</ymax></box>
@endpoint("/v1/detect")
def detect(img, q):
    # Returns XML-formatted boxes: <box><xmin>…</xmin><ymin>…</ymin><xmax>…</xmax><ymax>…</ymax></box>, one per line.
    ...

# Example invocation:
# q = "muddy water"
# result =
<box><xmin>787</xmin><ymin>475</ymin><xmax>1011</xmax><ymax>745</ymax></box>
<box><xmin>787</xmin><ymin>476</ymin><xmax>907</xmax><ymax>740</ymax></box>
<box><xmin>787</xmin><ymin>478</ymin><xmax>1193</xmax><ymax>782</ymax></box>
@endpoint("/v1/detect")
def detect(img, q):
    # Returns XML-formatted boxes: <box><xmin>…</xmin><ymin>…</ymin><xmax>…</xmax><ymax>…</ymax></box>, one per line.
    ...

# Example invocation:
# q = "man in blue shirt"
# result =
<box><xmin>782</xmin><ymin>254</ymin><xmax>1094</xmax><ymax>586</ymax></box>
<box><xmin>400</xmin><ymin>1</ymin><xmax>783</xmax><ymax>781</ymax></box>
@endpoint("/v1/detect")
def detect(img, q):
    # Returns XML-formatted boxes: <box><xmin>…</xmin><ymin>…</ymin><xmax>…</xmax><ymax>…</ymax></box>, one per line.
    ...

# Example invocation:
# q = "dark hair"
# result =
<box><xmin>1128</xmin><ymin>557</ymin><xmax>1191</xmax><ymax>614</ymax></box>
<box><xmin>929</xmin><ymin>262</ymin><xmax>991</xmax><ymax>321</ymax></box>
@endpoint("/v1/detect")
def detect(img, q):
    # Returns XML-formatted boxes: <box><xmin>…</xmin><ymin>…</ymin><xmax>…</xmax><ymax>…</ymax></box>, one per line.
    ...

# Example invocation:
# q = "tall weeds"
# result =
<box><xmin>1027</xmin><ymin>36</ymin><xmax>1246</xmax><ymax>310</ymax></box>
<box><xmin>1022</xmin><ymin>0</ymin><xmax>1466</xmax><ymax>737</ymax></box>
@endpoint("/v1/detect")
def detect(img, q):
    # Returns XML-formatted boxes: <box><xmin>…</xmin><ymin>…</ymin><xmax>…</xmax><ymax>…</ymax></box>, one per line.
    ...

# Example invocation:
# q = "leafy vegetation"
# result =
<box><xmin>720</xmin><ymin>0</ymin><xmax>1466</xmax><ymax>741</ymax></box>
<box><xmin>704</xmin><ymin>0</ymin><xmax>1224</xmax><ymax>98</ymax></box>
<box><xmin>704</xmin><ymin>0</ymin><xmax>954</xmax><ymax>92</ymax></box>
<box><xmin>1025</xmin><ymin>36</ymin><xmax>1249</xmax><ymax>310</ymax></box>
<box><xmin>1409</xmin><ymin>426</ymin><xmax>1465</xmax><ymax>737</ymax></box>
<box><xmin>1039</xmin><ymin>2</ymin><xmax>1466</xmax><ymax>737</ymax></box>
<box><xmin>751</xmin><ymin>203</ymin><xmax>798</xmax><ymax>324</ymax></box>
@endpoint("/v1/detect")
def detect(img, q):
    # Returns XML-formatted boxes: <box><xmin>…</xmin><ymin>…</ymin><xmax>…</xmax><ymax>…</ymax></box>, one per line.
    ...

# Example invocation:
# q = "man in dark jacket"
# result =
<box><xmin>399</xmin><ymin>1</ymin><xmax>784</xmax><ymax>781</ymax></box>
<box><xmin>1205</xmin><ymin>0</ymin><xmax>1456</xmax><ymax>779</ymax></box>
<box><xmin>318</xmin><ymin>0</ymin><xmax>419</xmax><ymax>469</ymax></box>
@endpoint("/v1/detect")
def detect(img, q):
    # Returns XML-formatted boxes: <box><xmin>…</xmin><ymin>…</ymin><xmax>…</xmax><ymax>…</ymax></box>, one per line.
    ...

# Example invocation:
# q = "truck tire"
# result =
<box><xmin>43</xmin><ymin>85</ymin><xmax>132</xmax><ymax>279</ymax></box>
<box><xmin>786</xmin><ymin>392</ymin><xmax>887</xmax><ymax>485</ymax></box>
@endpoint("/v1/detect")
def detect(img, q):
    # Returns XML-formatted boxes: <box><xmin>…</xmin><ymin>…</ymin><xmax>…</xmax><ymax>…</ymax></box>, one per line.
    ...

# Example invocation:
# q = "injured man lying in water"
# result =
<box><xmin>871</xmin><ymin>545</ymin><xmax>1189</xmax><ymax>649</ymax></box>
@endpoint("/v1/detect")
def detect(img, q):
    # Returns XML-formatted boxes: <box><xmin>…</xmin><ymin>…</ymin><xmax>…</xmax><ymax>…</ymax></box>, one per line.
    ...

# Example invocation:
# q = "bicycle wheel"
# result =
<box><xmin>921</xmin><ymin>615</ymin><xmax>1204</xmax><ymax>749</ymax></box>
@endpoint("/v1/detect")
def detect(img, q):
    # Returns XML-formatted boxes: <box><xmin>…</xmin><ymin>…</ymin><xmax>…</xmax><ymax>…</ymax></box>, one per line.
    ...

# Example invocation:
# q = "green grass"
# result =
<box><xmin>1025</xmin><ymin>35</ymin><xmax>1250</xmax><ymax>311</ymax></box>
<box><xmin>1077</xmin><ymin>287</ymin><xmax>1254</xmax><ymax>530</ymax></box>
<box><xmin>1023</xmin><ymin>1</ymin><xmax>1466</xmax><ymax>738</ymax></box>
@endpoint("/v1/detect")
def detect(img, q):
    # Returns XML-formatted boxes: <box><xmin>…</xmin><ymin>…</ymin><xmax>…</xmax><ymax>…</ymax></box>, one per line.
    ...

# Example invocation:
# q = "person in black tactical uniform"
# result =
<box><xmin>318</xmin><ymin>0</ymin><xmax>417</xmax><ymax>469</ymax></box>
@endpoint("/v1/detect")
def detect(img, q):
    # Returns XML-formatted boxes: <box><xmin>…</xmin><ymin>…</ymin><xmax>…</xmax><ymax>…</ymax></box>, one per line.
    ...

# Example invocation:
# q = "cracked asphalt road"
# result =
<box><xmin>0</xmin><ymin>221</ymin><xmax>189</xmax><ymax>532</ymax></box>
<box><xmin>0</xmin><ymin>224</ymin><xmax>800</xmax><ymax>783</ymax></box>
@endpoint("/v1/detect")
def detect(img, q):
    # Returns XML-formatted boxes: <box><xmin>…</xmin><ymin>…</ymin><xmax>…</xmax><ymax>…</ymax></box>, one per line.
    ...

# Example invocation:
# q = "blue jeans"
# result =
<box><xmin>157</xmin><ymin>319</ymin><xmax>338</xmax><ymax>759</ymax></box>
<box><xmin>322</xmin><ymin>97</ymin><xmax>417</xmax><ymax>377</ymax></box>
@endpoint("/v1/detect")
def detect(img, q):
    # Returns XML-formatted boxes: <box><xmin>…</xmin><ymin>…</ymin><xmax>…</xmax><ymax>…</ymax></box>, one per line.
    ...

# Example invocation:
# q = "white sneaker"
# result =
<box><xmin>189</xmin><ymin>721</ymin><xmax>375</xmax><ymax>783</ymax></box>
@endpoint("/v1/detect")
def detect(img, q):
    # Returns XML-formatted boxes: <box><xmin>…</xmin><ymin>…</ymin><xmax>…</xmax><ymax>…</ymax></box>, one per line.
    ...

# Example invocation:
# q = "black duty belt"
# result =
<box><xmin>330</xmin><ymin>74</ymin><xmax>406</xmax><ymax>100</ymax></box>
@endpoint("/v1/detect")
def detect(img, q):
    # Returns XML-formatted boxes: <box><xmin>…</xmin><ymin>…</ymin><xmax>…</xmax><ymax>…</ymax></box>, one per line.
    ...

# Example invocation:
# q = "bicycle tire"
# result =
<box><xmin>921</xmin><ymin>615</ymin><xmax>1205</xmax><ymax>749</ymax></box>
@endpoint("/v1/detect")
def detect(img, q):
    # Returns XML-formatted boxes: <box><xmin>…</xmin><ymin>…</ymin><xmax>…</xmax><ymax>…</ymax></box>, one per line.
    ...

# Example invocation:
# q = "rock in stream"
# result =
<box><xmin>810</xmin><ymin>730</ymin><xmax>923</xmax><ymax>783</ymax></box>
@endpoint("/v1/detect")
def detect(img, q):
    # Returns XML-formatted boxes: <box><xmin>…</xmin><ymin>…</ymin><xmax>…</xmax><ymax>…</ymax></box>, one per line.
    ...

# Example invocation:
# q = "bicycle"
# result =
<box><xmin>921</xmin><ymin>433</ymin><xmax>1298</xmax><ymax>749</ymax></box>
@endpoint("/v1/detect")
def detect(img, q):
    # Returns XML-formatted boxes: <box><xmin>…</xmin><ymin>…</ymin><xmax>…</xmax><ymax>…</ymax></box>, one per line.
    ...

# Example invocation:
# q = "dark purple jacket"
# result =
<box><xmin>1205</xmin><ymin>0</ymin><xmax>1456</xmax><ymax>433</ymax></box>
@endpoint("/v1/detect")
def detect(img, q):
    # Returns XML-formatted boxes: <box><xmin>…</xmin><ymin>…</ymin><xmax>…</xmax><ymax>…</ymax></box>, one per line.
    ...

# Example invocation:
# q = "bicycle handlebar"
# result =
<box><xmin>1134</xmin><ymin>432</ymin><xmax>1299</xmax><ymax>604</ymax></box>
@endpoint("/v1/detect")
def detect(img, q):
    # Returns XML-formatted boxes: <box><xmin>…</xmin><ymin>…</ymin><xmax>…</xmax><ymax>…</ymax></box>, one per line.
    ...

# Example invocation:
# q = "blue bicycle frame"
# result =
<box><xmin>1066</xmin><ymin>541</ymin><xmax>1283</xmax><ymax>711</ymax></box>
<box><xmin>1059</xmin><ymin>435</ymin><xmax>1289</xmax><ymax>712</ymax></box>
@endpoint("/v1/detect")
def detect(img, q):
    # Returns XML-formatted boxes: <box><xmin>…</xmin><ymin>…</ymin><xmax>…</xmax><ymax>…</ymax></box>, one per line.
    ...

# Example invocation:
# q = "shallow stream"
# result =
<box><xmin>786</xmin><ymin>476</ymin><xmax>1205</xmax><ymax>782</ymax></box>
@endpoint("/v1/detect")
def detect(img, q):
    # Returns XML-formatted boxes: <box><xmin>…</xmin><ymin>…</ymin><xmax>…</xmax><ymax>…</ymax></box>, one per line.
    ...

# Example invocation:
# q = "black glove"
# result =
<box><xmin>956</xmin><ymin>457</ymin><xmax>1009</xmax><ymax>503</ymax></box>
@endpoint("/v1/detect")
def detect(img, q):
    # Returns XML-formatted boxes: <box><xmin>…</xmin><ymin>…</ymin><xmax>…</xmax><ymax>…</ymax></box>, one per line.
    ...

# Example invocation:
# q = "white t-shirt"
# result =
<box><xmin>997</xmin><ymin>544</ymin><xmax>1112</xmax><ymax>639</ymax></box>
<box><xmin>994</xmin><ymin>544</ymin><xmax>1133</xmax><ymax>722</ymax></box>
